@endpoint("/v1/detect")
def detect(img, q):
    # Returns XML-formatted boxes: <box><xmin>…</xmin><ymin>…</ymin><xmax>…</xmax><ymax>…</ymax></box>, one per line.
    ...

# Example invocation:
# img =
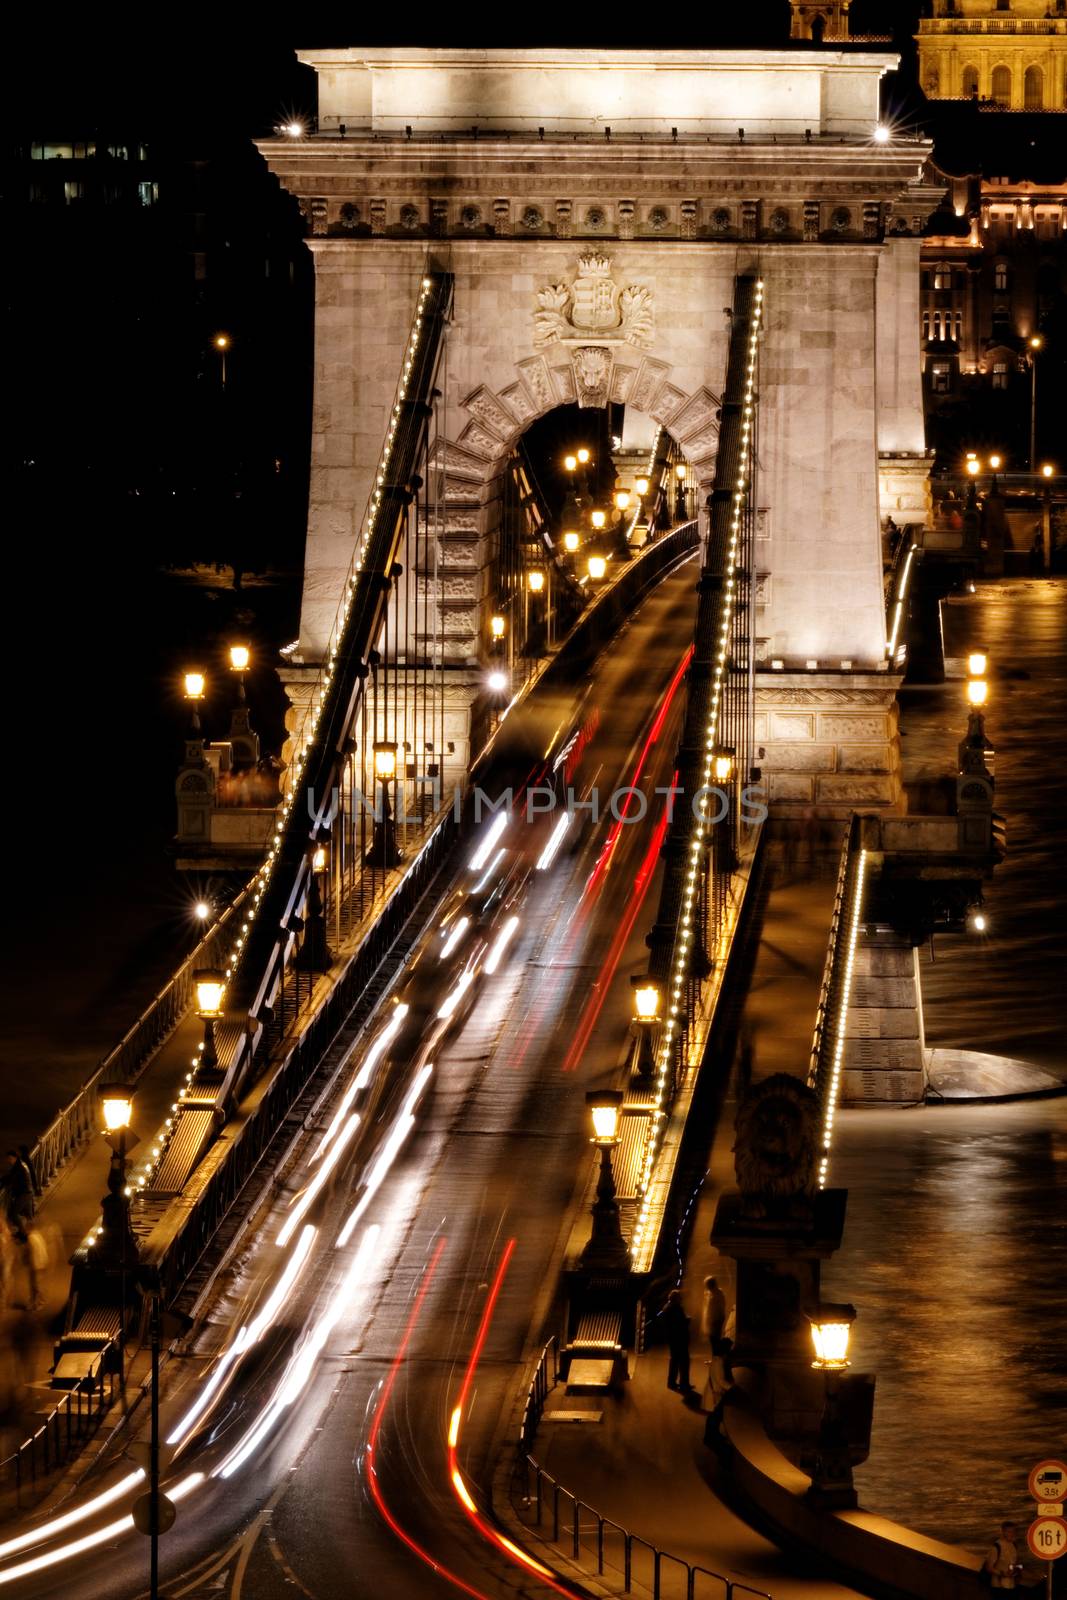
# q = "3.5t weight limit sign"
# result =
<box><xmin>1030</xmin><ymin>1459</ymin><xmax>1067</xmax><ymax>1504</ymax></box>
<box><xmin>1027</xmin><ymin>1518</ymin><xmax>1067</xmax><ymax>1562</ymax></box>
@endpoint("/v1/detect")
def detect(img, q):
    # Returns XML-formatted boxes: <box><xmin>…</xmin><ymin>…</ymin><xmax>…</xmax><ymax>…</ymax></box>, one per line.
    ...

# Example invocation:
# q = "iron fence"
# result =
<box><xmin>0</xmin><ymin>1341</ymin><xmax>118</xmax><ymax>1509</ymax></box>
<box><xmin>513</xmin><ymin>1340</ymin><xmax>773</xmax><ymax>1600</ymax></box>
<box><xmin>28</xmin><ymin>894</ymin><xmax>248</xmax><ymax>1195</ymax></box>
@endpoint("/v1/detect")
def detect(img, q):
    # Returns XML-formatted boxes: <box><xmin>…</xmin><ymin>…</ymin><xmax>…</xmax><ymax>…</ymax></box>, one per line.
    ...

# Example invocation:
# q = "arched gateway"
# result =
<box><xmin>259</xmin><ymin>48</ymin><xmax>940</xmax><ymax>814</ymax></box>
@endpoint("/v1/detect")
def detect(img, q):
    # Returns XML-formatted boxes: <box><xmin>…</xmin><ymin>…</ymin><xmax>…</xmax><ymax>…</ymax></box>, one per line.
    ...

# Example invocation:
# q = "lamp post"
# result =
<box><xmin>587</xmin><ymin>555</ymin><xmax>607</xmax><ymax>582</ymax></box>
<box><xmin>367</xmin><ymin>740</ymin><xmax>402</xmax><ymax>868</ymax></box>
<box><xmin>579</xmin><ymin>1089</ymin><xmax>630</xmax><ymax>1273</ymax></box>
<box><xmin>630</xmin><ymin>976</ymin><xmax>661</xmax><ymax>1082</ymax></box>
<box><xmin>194</xmin><ymin>967</ymin><xmax>225</xmax><ymax>1081</ymax></box>
<box><xmin>675</xmin><ymin>462</ymin><xmax>688</xmax><ymax>521</ymax></box>
<box><xmin>98</xmin><ymin>1083</ymin><xmax>138</xmax><ymax>1388</ymax></box>
<box><xmin>526</xmin><ymin>568</ymin><xmax>547</xmax><ymax>652</ymax></box>
<box><xmin>1028</xmin><ymin>334</ymin><xmax>1044</xmax><ymax>470</ymax></box>
<box><xmin>299</xmin><ymin>842</ymin><xmax>332</xmax><ymax>971</ymax></box>
<box><xmin>807</xmin><ymin>1302</ymin><xmax>858</xmax><ymax>1509</ymax></box>
<box><xmin>213</xmin><ymin>332</ymin><xmax>231</xmax><ymax>392</ymax></box>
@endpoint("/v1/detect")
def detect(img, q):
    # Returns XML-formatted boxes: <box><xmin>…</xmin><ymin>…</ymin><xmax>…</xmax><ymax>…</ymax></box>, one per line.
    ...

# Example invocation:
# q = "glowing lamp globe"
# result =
<box><xmin>194</xmin><ymin>969</ymin><xmax>226</xmax><ymax>1017</ymax></box>
<box><xmin>809</xmin><ymin>1304</ymin><xmax>856</xmax><ymax>1370</ymax></box>
<box><xmin>586</xmin><ymin>1088</ymin><xmax>623</xmax><ymax>1144</ymax></box>
<box><xmin>100</xmin><ymin>1085</ymin><xmax>134</xmax><ymax>1133</ymax></box>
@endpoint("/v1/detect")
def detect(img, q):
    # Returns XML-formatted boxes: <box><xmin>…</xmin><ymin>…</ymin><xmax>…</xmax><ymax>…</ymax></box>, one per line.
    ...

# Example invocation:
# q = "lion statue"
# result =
<box><xmin>732</xmin><ymin>1074</ymin><xmax>819</xmax><ymax>1220</ymax></box>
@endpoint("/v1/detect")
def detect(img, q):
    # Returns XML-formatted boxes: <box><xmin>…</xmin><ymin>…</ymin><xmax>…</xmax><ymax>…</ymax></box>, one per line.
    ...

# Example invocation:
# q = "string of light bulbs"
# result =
<box><xmin>630</xmin><ymin>279</ymin><xmax>763</xmax><ymax>1261</ymax></box>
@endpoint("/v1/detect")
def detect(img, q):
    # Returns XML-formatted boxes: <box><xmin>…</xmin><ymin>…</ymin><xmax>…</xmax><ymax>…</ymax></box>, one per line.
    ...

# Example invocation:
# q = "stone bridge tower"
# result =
<box><xmin>259</xmin><ymin>48</ymin><xmax>939</xmax><ymax>817</ymax></box>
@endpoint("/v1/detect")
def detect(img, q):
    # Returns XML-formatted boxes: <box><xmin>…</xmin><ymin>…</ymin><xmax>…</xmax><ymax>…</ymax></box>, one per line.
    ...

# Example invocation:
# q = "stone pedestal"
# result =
<box><xmin>878</xmin><ymin>451</ymin><xmax>933</xmax><ymax>528</ymax></box>
<box><xmin>755</xmin><ymin>671</ymin><xmax>902</xmax><ymax>820</ymax></box>
<box><xmin>710</xmin><ymin>1188</ymin><xmax>847</xmax><ymax>1368</ymax></box>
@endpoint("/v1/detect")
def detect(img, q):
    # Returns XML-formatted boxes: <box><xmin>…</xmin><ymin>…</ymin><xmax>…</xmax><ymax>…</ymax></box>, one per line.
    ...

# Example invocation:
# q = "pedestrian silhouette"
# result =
<box><xmin>700</xmin><ymin>1276</ymin><xmax>726</xmax><ymax>1351</ymax></box>
<box><xmin>983</xmin><ymin>1520</ymin><xmax>1022</xmax><ymax>1590</ymax></box>
<box><xmin>662</xmin><ymin>1289</ymin><xmax>693</xmax><ymax>1394</ymax></box>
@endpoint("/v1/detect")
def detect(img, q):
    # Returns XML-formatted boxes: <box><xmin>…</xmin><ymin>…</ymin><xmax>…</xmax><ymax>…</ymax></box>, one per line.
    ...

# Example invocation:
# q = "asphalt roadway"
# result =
<box><xmin>3</xmin><ymin>555</ymin><xmax>704</xmax><ymax>1600</ymax></box>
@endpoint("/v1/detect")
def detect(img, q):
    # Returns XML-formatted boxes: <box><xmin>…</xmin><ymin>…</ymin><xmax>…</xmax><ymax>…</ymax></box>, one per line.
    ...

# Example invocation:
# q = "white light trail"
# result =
<box><xmin>468</xmin><ymin>812</ymin><xmax>508</xmax><ymax>872</ymax></box>
<box><xmin>276</xmin><ymin>1115</ymin><xmax>360</xmax><ymax>1248</ymax></box>
<box><xmin>0</xmin><ymin>1470</ymin><xmax>145</xmax><ymax>1561</ymax></box>
<box><xmin>470</xmin><ymin>849</ymin><xmax>506</xmax><ymax>896</ymax></box>
<box><xmin>168</xmin><ymin>1224</ymin><xmax>317</xmax><ymax>1447</ymax></box>
<box><xmin>0</xmin><ymin>1474</ymin><xmax>203</xmax><ymax>1587</ymax></box>
<box><xmin>313</xmin><ymin>1004</ymin><xmax>409</xmax><ymax>1164</ymax></box>
<box><xmin>535</xmin><ymin>812</ymin><xmax>571</xmax><ymax>871</ymax></box>
<box><xmin>437</xmin><ymin>970</ymin><xmax>474</xmax><ymax>1021</ymax></box>
<box><xmin>215</xmin><ymin>1228</ymin><xmax>381</xmax><ymax>1479</ymax></box>
<box><xmin>439</xmin><ymin>916</ymin><xmax>470</xmax><ymax>961</ymax></box>
<box><xmin>483</xmin><ymin>915</ymin><xmax>520</xmax><ymax>976</ymax></box>
<box><xmin>336</xmin><ymin>1066</ymin><xmax>433</xmax><ymax>1247</ymax></box>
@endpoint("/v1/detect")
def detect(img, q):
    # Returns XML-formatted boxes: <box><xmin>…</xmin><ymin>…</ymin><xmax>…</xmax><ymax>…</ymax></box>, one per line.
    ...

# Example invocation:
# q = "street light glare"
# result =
<box><xmin>194</xmin><ymin>901</ymin><xmax>211</xmax><ymax>921</ymax></box>
<box><xmin>184</xmin><ymin>671</ymin><xmax>206</xmax><ymax>700</ymax></box>
<box><xmin>576</xmin><ymin>447</ymin><xmax>591</xmax><ymax>464</ymax></box>
<box><xmin>563</xmin><ymin>454</ymin><xmax>577</xmax><ymax>472</ymax></box>
<box><xmin>873</xmin><ymin>123</ymin><xmax>891</xmax><ymax>144</ymax></box>
<box><xmin>588</xmin><ymin>555</ymin><xmax>607</xmax><ymax>580</ymax></box>
<box><xmin>229</xmin><ymin>644</ymin><xmax>250</xmax><ymax>671</ymax></box>
<box><xmin>284</xmin><ymin>121</ymin><xmax>305</xmax><ymax>138</ymax></box>
<box><xmin>213</xmin><ymin>333</ymin><xmax>231</xmax><ymax>351</ymax></box>
<box><xmin>100</xmin><ymin>1088</ymin><xmax>134</xmax><ymax>1132</ymax></box>
<box><xmin>988</xmin><ymin>454</ymin><xmax>1002</xmax><ymax>470</ymax></box>
<box><xmin>1041</xmin><ymin>463</ymin><xmax>1054</xmax><ymax>479</ymax></box>
<box><xmin>967</xmin><ymin>679</ymin><xmax>988</xmax><ymax>706</ymax></box>
<box><xmin>967</xmin><ymin>652</ymin><xmax>987</xmax><ymax>678</ymax></box>
<box><xmin>487</xmin><ymin>669</ymin><xmax>508</xmax><ymax>693</ymax></box>
<box><xmin>563</xmin><ymin>531</ymin><xmax>580</xmax><ymax>553</ymax></box>
<box><xmin>591</xmin><ymin>509</ymin><xmax>606</xmax><ymax>530</ymax></box>
<box><xmin>966</xmin><ymin>459</ymin><xmax>980</xmax><ymax>476</ymax></box>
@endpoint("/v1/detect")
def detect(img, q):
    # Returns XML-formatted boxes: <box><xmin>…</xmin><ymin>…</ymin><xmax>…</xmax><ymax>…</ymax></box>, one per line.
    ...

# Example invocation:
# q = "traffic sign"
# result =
<box><xmin>1030</xmin><ymin>1460</ymin><xmax>1067</xmax><ymax>1503</ymax></box>
<box><xmin>132</xmin><ymin>1491</ymin><xmax>176</xmax><ymax>1537</ymax></box>
<box><xmin>1037</xmin><ymin>1503</ymin><xmax>1064</xmax><ymax>1518</ymax></box>
<box><xmin>1027</xmin><ymin>1517</ymin><xmax>1067</xmax><ymax>1562</ymax></box>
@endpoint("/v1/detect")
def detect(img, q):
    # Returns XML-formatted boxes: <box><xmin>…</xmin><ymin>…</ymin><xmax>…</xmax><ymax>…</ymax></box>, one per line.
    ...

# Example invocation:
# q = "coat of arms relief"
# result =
<box><xmin>534</xmin><ymin>253</ymin><xmax>654</xmax><ymax>408</ymax></box>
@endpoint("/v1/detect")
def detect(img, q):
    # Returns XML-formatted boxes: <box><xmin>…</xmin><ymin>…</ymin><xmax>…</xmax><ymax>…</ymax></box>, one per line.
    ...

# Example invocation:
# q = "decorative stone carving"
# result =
<box><xmin>629</xmin><ymin>356</ymin><xmax>671</xmax><ymax>414</ymax></box>
<box><xmin>550</xmin><ymin>363</ymin><xmax>578</xmax><ymax>404</ymax></box>
<box><xmin>756</xmin><ymin>687</ymin><xmax>894</xmax><ymax>706</ymax></box>
<box><xmin>711</xmin><ymin>207</ymin><xmax>731</xmax><ymax>233</ymax></box>
<box><xmin>650</xmin><ymin>383</ymin><xmax>688</xmax><ymax>425</ymax></box>
<box><xmin>572</xmin><ymin>346</ymin><xmax>612</xmax><ymax>408</ymax></box>
<box><xmin>648</xmin><ymin>205</ymin><xmax>670</xmax><ymax>233</ymax></box>
<box><xmin>680</xmin><ymin>200</ymin><xmax>697</xmax><ymax>239</ymax></box>
<box><xmin>769</xmin><ymin>207</ymin><xmax>790</xmax><ymax>235</ymax></box>
<box><xmin>610</xmin><ymin>364</ymin><xmax>637</xmax><ymax>403</ymax></box>
<box><xmin>460</xmin><ymin>204</ymin><xmax>482</xmax><ymax>230</ymax></box>
<box><xmin>522</xmin><ymin>205</ymin><xmax>544</xmax><ymax>230</ymax></box>
<box><xmin>493</xmin><ymin>198</ymin><xmax>511</xmax><ymax>235</ymax></box>
<box><xmin>863</xmin><ymin>201</ymin><xmax>881</xmax><ymax>240</ymax></box>
<box><xmin>668</xmin><ymin>386</ymin><xmax>721</xmax><ymax>443</ymax></box>
<box><xmin>733</xmin><ymin>1075</ymin><xmax>819</xmax><ymax>1222</ymax></box>
<box><xmin>457</xmin><ymin>419</ymin><xmax>503</xmax><ymax>460</ymax></box>
<box><xmin>463</xmin><ymin>385</ymin><xmax>519</xmax><ymax>441</ymax></box>
<box><xmin>430</xmin><ymin>198</ymin><xmax>448</xmax><ymax>235</ymax></box>
<box><xmin>618</xmin><ymin>199</ymin><xmax>635</xmax><ymax>240</ymax></box>
<box><xmin>803</xmin><ymin>201</ymin><xmax>820</xmax><ymax>241</ymax></box>
<box><xmin>339</xmin><ymin>202</ymin><xmax>360</xmax><ymax>229</ymax></box>
<box><xmin>533</xmin><ymin>253</ymin><xmax>653</xmax><ymax>348</ymax></box>
<box><xmin>555</xmin><ymin>199</ymin><xmax>572</xmax><ymax>239</ymax></box>
<box><xmin>498</xmin><ymin>381</ymin><xmax>538</xmax><ymax>424</ymax></box>
<box><xmin>584</xmin><ymin>205</ymin><xmax>607</xmax><ymax>232</ymax></box>
<box><xmin>310</xmin><ymin>197</ymin><xmax>328</xmax><ymax>236</ymax></box>
<box><xmin>756</xmin><ymin>507</ymin><xmax>771</xmax><ymax>541</ymax></box>
<box><xmin>754</xmin><ymin>572</ymin><xmax>771</xmax><ymax>605</ymax></box>
<box><xmin>516</xmin><ymin>355</ymin><xmax>557</xmax><ymax>411</ymax></box>
<box><xmin>400</xmin><ymin>203</ymin><xmax>421</xmax><ymax>230</ymax></box>
<box><xmin>830</xmin><ymin>206</ymin><xmax>852</xmax><ymax>233</ymax></box>
<box><xmin>741</xmin><ymin>200</ymin><xmax>760</xmax><ymax>240</ymax></box>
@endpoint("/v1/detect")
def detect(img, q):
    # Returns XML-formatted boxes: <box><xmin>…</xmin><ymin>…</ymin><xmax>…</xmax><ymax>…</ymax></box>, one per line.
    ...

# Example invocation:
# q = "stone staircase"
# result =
<box><xmin>840</xmin><ymin>925</ymin><xmax>927</xmax><ymax>1105</ymax></box>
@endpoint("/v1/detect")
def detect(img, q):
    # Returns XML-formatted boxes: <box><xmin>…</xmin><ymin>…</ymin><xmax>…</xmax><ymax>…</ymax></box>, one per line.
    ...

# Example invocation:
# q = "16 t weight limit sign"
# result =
<box><xmin>1028</xmin><ymin>1518</ymin><xmax>1067</xmax><ymax>1562</ymax></box>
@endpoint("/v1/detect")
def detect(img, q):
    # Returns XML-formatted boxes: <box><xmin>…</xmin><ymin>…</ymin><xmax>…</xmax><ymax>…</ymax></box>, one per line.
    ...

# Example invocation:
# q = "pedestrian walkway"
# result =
<box><xmin>0</xmin><ymin>1013</ymin><xmax>202</xmax><ymax>1472</ymax></box>
<box><xmin>512</xmin><ymin>858</ymin><xmax>868</xmax><ymax>1598</ymax></box>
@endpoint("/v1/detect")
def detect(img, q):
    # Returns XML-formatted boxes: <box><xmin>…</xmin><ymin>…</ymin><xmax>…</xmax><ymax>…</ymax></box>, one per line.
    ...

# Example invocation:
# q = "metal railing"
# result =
<box><xmin>28</xmin><ymin>894</ymin><xmax>248</xmax><ymax>1195</ymax></box>
<box><xmin>0</xmin><ymin>1341</ymin><xmax>118</xmax><ymax>1509</ymax></box>
<box><xmin>513</xmin><ymin>1342</ymin><xmax>773</xmax><ymax>1600</ymax></box>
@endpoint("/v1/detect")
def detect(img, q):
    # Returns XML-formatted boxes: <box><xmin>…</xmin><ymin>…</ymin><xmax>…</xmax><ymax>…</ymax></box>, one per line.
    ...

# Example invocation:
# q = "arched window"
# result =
<box><xmin>962</xmin><ymin>64</ymin><xmax>979</xmax><ymax>98</ymax></box>
<box><xmin>1024</xmin><ymin>66</ymin><xmax>1043</xmax><ymax>110</ymax></box>
<box><xmin>925</xmin><ymin>66</ymin><xmax>941</xmax><ymax>97</ymax></box>
<box><xmin>810</xmin><ymin>14</ymin><xmax>826</xmax><ymax>42</ymax></box>
<box><xmin>991</xmin><ymin>65</ymin><xmax>1012</xmax><ymax>105</ymax></box>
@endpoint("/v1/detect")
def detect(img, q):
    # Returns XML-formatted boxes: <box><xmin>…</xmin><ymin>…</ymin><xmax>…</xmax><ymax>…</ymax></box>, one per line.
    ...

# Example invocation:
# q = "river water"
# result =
<box><xmin>826</xmin><ymin>577</ymin><xmax>1067</xmax><ymax>1558</ymax></box>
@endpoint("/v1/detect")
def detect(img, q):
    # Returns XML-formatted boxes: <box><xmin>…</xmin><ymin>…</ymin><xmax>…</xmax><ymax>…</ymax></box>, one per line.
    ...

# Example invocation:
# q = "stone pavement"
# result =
<box><xmin>517</xmin><ymin>860</ymin><xmax>873</xmax><ymax>1599</ymax></box>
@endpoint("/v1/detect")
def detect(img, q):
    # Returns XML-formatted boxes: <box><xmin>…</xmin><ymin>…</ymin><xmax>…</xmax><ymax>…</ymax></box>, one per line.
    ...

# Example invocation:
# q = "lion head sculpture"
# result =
<box><xmin>732</xmin><ymin>1074</ymin><xmax>819</xmax><ymax>1220</ymax></box>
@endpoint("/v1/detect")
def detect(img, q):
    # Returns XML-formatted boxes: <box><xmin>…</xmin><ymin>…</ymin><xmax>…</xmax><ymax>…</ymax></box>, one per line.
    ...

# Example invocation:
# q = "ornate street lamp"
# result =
<box><xmin>95</xmin><ymin>1082</ymin><xmax>139</xmax><ymax>1370</ymax></box>
<box><xmin>579</xmin><ymin>1089</ymin><xmax>629</xmax><ymax>1272</ymax></box>
<box><xmin>563</xmin><ymin>530</ymin><xmax>580</xmax><ymax>554</ymax></box>
<box><xmin>590</xmin><ymin>509</ymin><xmax>607</xmax><ymax>531</ymax></box>
<box><xmin>630</xmin><ymin>976</ymin><xmax>661</xmax><ymax>1082</ymax></box>
<box><xmin>367</xmin><ymin>740</ymin><xmax>402</xmax><ymax>869</ymax></box>
<box><xmin>806</xmin><ymin>1302</ymin><xmax>859</xmax><ymax>1508</ymax></box>
<box><xmin>587</xmin><ymin>555</ymin><xmax>607</xmax><ymax>581</ymax></box>
<box><xmin>194</xmin><ymin>967</ymin><xmax>226</xmax><ymax>1076</ymax></box>
<box><xmin>635</xmin><ymin>476</ymin><xmax>649</xmax><ymax>496</ymax></box>
<box><xmin>299</xmin><ymin>842</ymin><xmax>332</xmax><ymax>971</ymax></box>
